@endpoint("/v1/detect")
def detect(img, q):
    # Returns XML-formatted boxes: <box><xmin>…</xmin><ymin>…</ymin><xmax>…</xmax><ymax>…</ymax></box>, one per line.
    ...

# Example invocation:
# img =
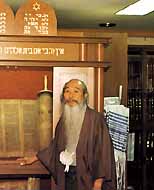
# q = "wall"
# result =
<box><xmin>84</xmin><ymin>31</ymin><xmax>128</xmax><ymax>105</ymax></box>
<box><xmin>0</xmin><ymin>68</ymin><xmax>52</xmax><ymax>99</ymax></box>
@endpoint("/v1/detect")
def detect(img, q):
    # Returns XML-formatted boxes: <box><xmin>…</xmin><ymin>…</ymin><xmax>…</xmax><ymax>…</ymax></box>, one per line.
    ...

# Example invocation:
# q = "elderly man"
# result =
<box><xmin>19</xmin><ymin>79</ymin><xmax>116</xmax><ymax>190</ymax></box>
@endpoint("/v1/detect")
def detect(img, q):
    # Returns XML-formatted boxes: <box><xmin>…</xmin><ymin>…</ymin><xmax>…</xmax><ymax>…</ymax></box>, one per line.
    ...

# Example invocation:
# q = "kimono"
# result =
<box><xmin>37</xmin><ymin>106</ymin><xmax>116</xmax><ymax>190</ymax></box>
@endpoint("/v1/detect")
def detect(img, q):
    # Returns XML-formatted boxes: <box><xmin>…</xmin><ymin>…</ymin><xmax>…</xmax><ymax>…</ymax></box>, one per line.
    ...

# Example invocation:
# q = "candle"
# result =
<box><xmin>119</xmin><ymin>85</ymin><xmax>122</xmax><ymax>102</ymax></box>
<box><xmin>44</xmin><ymin>75</ymin><xmax>48</xmax><ymax>90</ymax></box>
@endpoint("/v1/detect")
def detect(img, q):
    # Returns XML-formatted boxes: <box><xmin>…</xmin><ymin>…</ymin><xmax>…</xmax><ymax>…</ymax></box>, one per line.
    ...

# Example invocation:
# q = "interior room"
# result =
<box><xmin>0</xmin><ymin>0</ymin><xmax>153</xmax><ymax>190</ymax></box>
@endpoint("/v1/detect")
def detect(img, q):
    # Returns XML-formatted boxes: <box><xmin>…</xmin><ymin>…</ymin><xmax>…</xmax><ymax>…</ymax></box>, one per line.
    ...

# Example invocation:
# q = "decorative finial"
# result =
<box><xmin>44</xmin><ymin>75</ymin><xmax>48</xmax><ymax>91</ymax></box>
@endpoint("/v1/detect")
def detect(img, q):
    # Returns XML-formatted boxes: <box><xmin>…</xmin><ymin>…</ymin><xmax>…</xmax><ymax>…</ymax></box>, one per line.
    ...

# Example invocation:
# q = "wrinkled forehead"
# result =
<box><xmin>64</xmin><ymin>80</ymin><xmax>83</xmax><ymax>92</ymax></box>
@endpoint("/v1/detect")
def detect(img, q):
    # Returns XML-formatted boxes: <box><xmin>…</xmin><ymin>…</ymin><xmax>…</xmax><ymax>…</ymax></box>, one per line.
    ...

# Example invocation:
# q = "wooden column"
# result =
<box><xmin>95</xmin><ymin>43</ymin><xmax>104</xmax><ymax>112</ymax></box>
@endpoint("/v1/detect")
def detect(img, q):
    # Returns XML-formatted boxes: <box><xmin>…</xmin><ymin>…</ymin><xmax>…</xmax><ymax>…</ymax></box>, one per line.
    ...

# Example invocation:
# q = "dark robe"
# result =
<box><xmin>37</xmin><ymin>106</ymin><xmax>116</xmax><ymax>190</ymax></box>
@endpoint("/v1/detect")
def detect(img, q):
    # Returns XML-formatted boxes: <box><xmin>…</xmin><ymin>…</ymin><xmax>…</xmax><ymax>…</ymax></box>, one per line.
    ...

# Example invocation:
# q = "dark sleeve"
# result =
<box><xmin>36</xmin><ymin>121</ymin><xmax>61</xmax><ymax>176</ymax></box>
<box><xmin>92</xmin><ymin>115</ymin><xmax>116</xmax><ymax>190</ymax></box>
<box><xmin>36</xmin><ymin>138</ymin><xmax>55</xmax><ymax>174</ymax></box>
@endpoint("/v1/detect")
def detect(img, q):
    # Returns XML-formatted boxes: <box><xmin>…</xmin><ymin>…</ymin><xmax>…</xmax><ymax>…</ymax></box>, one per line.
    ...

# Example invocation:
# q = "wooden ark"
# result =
<box><xmin>0</xmin><ymin>0</ymin><xmax>111</xmax><ymax>189</ymax></box>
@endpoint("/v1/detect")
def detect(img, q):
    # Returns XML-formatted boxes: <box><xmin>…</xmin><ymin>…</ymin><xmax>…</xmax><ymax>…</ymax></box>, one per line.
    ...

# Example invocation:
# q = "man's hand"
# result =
<box><xmin>17</xmin><ymin>156</ymin><xmax>38</xmax><ymax>166</ymax></box>
<box><xmin>93</xmin><ymin>178</ymin><xmax>103</xmax><ymax>190</ymax></box>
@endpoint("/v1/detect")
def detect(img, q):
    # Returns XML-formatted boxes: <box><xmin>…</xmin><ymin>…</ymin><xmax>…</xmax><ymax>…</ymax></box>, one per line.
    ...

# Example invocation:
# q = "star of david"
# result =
<box><xmin>33</xmin><ymin>2</ymin><xmax>40</xmax><ymax>11</ymax></box>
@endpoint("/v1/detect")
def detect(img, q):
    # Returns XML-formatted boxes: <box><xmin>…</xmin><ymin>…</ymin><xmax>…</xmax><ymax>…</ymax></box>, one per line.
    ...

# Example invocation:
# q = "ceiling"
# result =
<box><xmin>5</xmin><ymin>0</ymin><xmax>154</xmax><ymax>32</ymax></box>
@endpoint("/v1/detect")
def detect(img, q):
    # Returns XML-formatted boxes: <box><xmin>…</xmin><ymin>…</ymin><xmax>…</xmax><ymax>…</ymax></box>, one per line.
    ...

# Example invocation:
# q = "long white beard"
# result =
<box><xmin>62</xmin><ymin>103</ymin><xmax>86</xmax><ymax>165</ymax></box>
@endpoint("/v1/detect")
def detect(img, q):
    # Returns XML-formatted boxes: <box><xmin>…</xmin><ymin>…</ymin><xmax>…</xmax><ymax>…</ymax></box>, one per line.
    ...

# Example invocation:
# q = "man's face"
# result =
<box><xmin>63</xmin><ymin>80</ymin><xmax>84</xmax><ymax>107</ymax></box>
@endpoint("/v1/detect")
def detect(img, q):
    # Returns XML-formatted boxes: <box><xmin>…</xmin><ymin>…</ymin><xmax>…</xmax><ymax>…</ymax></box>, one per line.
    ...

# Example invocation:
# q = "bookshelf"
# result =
<box><xmin>127</xmin><ymin>45</ymin><xmax>154</xmax><ymax>190</ymax></box>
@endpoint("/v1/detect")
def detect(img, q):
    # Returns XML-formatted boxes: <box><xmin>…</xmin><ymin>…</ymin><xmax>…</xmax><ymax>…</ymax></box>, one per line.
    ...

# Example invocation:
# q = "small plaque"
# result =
<box><xmin>0</xmin><ymin>0</ymin><xmax>15</xmax><ymax>35</ymax></box>
<box><xmin>15</xmin><ymin>0</ymin><xmax>57</xmax><ymax>36</ymax></box>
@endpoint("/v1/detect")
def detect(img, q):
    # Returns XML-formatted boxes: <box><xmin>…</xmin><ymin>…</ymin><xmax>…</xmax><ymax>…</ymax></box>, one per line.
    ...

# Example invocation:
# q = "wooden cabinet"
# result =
<box><xmin>0</xmin><ymin>35</ymin><xmax>111</xmax><ymax>190</ymax></box>
<box><xmin>127</xmin><ymin>45</ymin><xmax>154</xmax><ymax>190</ymax></box>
